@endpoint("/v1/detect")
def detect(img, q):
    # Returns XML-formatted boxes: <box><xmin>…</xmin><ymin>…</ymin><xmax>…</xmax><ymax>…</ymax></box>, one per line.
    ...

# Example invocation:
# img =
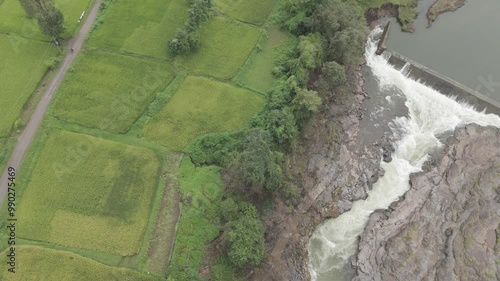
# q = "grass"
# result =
<box><xmin>51</xmin><ymin>49</ymin><xmax>176</xmax><ymax>134</ymax></box>
<box><xmin>142</xmin><ymin>76</ymin><xmax>264</xmax><ymax>149</ymax></box>
<box><xmin>168</xmin><ymin>157</ymin><xmax>224</xmax><ymax>280</ymax></box>
<box><xmin>398</xmin><ymin>5</ymin><xmax>418</xmax><ymax>31</ymax></box>
<box><xmin>89</xmin><ymin>0</ymin><xmax>188</xmax><ymax>60</ymax></box>
<box><xmin>235</xmin><ymin>25</ymin><xmax>295</xmax><ymax>93</ymax></box>
<box><xmin>17</xmin><ymin>130</ymin><xmax>161</xmax><ymax>256</ymax></box>
<box><xmin>145</xmin><ymin>152</ymin><xmax>183</xmax><ymax>276</ymax></box>
<box><xmin>180</xmin><ymin>16</ymin><xmax>262</xmax><ymax>80</ymax></box>
<box><xmin>0</xmin><ymin>0</ymin><xmax>92</xmax><ymax>40</ymax></box>
<box><xmin>214</xmin><ymin>0</ymin><xmax>276</xmax><ymax>26</ymax></box>
<box><xmin>0</xmin><ymin>33</ymin><xmax>58</xmax><ymax>137</ymax></box>
<box><xmin>0</xmin><ymin>137</ymin><xmax>15</xmax><ymax>172</ymax></box>
<box><xmin>0</xmin><ymin>246</ymin><xmax>159</xmax><ymax>280</ymax></box>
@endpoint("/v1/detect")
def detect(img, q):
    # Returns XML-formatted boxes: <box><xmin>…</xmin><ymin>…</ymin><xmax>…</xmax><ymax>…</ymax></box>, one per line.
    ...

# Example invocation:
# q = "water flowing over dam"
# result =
<box><xmin>307</xmin><ymin>29</ymin><xmax>500</xmax><ymax>281</ymax></box>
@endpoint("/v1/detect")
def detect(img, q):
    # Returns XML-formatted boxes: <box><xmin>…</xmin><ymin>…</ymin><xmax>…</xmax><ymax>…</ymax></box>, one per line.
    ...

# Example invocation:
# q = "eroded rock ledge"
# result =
<box><xmin>354</xmin><ymin>124</ymin><xmax>500</xmax><ymax>280</ymax></box>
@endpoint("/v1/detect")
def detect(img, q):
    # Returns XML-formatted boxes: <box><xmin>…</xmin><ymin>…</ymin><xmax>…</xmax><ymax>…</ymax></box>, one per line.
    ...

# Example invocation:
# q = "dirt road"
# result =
<box><xmin>0</xmin><ymin>0</ymin><xmax>103</xmax><ymax>204</ymax></box>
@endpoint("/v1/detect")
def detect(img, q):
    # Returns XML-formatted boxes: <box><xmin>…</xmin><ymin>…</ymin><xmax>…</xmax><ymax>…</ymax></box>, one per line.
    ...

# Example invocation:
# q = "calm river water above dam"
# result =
<box><xmin>387</xmin><ymin>0</ymin><xmax>500</xmax><ymax>103</ymax></box>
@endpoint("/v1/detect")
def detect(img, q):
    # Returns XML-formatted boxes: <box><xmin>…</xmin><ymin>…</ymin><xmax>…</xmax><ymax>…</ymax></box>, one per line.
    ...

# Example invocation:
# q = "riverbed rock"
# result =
<box><xmin>353</xmin><ymin>124</ymin><xmax>500</xmax><ymax>280</ymax></box>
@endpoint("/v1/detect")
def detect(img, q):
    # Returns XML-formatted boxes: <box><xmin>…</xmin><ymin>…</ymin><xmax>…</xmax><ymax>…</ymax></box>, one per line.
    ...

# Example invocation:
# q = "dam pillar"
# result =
<box><xmin>376</xmin><ymin>21</ymin><xmax>391</xmax><ymax>55</ymax></box>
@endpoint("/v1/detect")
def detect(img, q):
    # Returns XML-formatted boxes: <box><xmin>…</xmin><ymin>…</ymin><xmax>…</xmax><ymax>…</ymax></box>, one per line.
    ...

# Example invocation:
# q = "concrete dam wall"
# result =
<box><xmin>386</xmin><ymin>51</ymin><xmax>500</xmax><ymax>116</ymax></box>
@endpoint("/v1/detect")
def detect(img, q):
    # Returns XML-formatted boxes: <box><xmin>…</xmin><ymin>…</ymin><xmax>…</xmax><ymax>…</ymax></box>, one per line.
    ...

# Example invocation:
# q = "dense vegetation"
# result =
<box><xmin>184</xmin><ymin>0</ymin><xmax>369</xmax><ymax>276</ymax></box>
<box><xmin>169</xmin><ymin>0</ymin><xmax>213</xmax><ymax>55</ymax></box>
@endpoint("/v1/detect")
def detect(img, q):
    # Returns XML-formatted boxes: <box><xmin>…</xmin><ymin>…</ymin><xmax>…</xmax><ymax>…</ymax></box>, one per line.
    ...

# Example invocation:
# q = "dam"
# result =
<box><xmin>386</xmin><ymin>51</ymin><xmax>500</xmax><ymax>115</ymax></box>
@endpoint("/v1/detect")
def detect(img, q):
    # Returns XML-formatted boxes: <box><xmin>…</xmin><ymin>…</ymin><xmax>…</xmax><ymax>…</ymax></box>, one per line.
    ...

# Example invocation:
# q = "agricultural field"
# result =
<box><xmin>168</xmin><ymin>158</ymin><xmax>224</xmax><ymax>280</ymax></box>
<box><xmin>0</xmin><ymin>0</ymin><xmax>275</xmax><ymax>278</ymax></box>
<box><xmin>51</xmin><ymin>50</ymin><xmax>176</xmax><ymax>134</ymax></box>
<box><xmin>215</xmin><ymin>0</ymin><xmax>276</xmax><ymax>25</ymax></box>
<box><xmin>142</xmin><ymin>76</ymin><xmax>264</xmax><ymax>149</ymax></box>
<box><xmin>0</xmin><ymin>0</ymin><xmax>92</xmax><ymax>39</ymax></box>
<box><xmin>89</xmin><ymin>0</ymin><xmax>188</xmax><ymax>60</ymax></box>
<box><xmin>0</xmin><ymin>246</ymin><xmax>159</xmax><ymax>281</ymax></box>
<box><xmin>17</xmin><ymin>130</ymin><xmax>161</xmax><ymax>256</ymax></box>
<box><xmin>180</xmin><ymin>16</ymin><xmax>262</xmax><ymax>80</ymax></box>
<box><xmin>0</xmin><ymin>33</ymin><xmax>58</xmax><ymax>137</ymax></box>
<box><xmin>235</xmin><ymin>26</ymin><xmax>296</xmax><ymax>92</ymax></box>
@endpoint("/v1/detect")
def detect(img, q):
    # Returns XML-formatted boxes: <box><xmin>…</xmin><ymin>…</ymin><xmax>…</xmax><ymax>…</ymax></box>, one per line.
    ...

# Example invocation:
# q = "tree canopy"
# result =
<box><xmin>19</xmin><ymin>0</ymin><xmax>65</xmax><ymax>39</ymax></box>
<box><xmin>224</xmin><ymin>203</ymin><xmax>265</xmax><ymax>268</ymax></box>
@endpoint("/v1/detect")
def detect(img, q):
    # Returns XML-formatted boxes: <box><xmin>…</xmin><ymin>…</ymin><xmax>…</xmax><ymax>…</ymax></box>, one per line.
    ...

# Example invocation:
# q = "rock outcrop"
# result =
<box><xmin>354</xmin><ymin>124</ymin><xmax>500</xmax><ymax>280</ymax></box>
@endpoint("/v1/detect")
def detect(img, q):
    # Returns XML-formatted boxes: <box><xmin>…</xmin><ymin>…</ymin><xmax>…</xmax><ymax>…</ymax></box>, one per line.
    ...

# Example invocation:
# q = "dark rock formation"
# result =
<box><xmin>354</xmin><ymin>124</ymin><xmax>500</xmax><ymax>280</ymax></box>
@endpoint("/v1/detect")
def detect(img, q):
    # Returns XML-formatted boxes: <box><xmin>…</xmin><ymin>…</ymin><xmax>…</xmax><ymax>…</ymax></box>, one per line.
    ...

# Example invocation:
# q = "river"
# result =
<box><xmin>387</xmin><ymin>0</ymin><xmax>500</xmax><ymax>103</ymax></box>
<box><xmin>307</xmin><ymin>26</ymin><xmax>500</xmax><ymax>281</ymax></box>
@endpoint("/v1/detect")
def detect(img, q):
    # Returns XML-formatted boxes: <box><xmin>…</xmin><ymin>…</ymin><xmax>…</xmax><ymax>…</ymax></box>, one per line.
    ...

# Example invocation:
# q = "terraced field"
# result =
<box><xmin>0</xmin><ymin>246</ymin><xmax>158</xmax><ymax>281</ymax></box>
<box><xmin>215</xmin><ymin>0</ymin><xmax>276</xmax><ymax>25</ymax></box>
<box><xmin>180</xmin><ymin>16</ymin><xmax>262</xmax><ymax>79</ymax></box>
<box><xmin>17</xmin><ymin>130</ymin><xmax>161</xmax><ymax>255</ymax></box>
<box><xmin>0</xmin><ymin>34</ymin><xmax>57</xmax><ymax>137</ymax></box>
<box><xmin>1</xmin><ymin>0</ymin><xmax>283</xmax><ymax>279</ymax></box>
<box><xmin>51</xmin><ymin>50</ymin><xmax>176</xmax><ymax>133</ymax></box>
<box><xmin>142</xmin><ymin>76</ymin><xmax>263</xmax><ymax>149</ymax></box>
<box><xmin>89</xmin><ymin>0</ymin><xmax>188</xmax><ymax>60</ymax></box>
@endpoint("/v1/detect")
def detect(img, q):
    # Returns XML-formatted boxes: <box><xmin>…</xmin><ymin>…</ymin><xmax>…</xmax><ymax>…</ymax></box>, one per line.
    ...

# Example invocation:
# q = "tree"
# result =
<box><xmin>315</xmin><ymin>61</ymin><xmax>347</xmax><ymax>93</ymax></box>
<box><xmin>305</xmin><ymin>0</ymin><xmax>368</xmax><ymax>65</ymax></box>
<box><xmin>293</xmin><ymin>88</ymin><xmax>322</xmax><ymax>118</ymax></box>
<box><xmin>298</xmin><ymin>32</ymin><xmax>325</xmax><ymax>70</ymax></box>
<box><xmin>37</xmin><ymin>4</ymin><xmax>64</xmax><ymax>39</ymax></box>
<box><xmin>19</xmin><ymin>0</ymin><xmax>37</xmax><ymax>18</ymax></box>
<box><xmin>228</xmin><ymin>128</ymin><xmax>284</xmax><ymax>195</ymax></box>
<box><xmin>19</xmin><ymin>0</ymin><xmax>65</xmax><ymax>39</ymax></box>
<box><xmin>264</xmin><ymin>107</ymin><xmax>298</xmax><ymax>147</ymax></box>
<box><xmin>169</xmin><ymin>0</ymin><xmax>212</xmax><ymax>55</ymax></box>
<box><xmin>169</xmin><ymin>30</ymin><xmax>199</xmax><ymax>55</ymax></box>
<box><xmin>185</xmin><ymin>0</ymin><xmax>213</xmax><ymax>32</ymax></box>
<box><xmin>224</xmin><ymin>204</ymin><xmax>265</xmax><ymax>268</ymax></box>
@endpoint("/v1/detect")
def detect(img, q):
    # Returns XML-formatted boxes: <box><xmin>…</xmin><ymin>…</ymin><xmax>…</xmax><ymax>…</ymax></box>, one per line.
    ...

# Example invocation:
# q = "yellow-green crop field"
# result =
<box><xmin>89</xmin><ymin>0</ymin><xmax>188</xmax><ymax>60</ymax></box>
<box><xmin>0</xmin><ymin>34</ymin><xmax>57</xmax><ymax>137</ymax></box>
<box><xmin>0</xmin><ymin>246</ymin><xmax>159</xmax><ymax>281</ymax></box>
<box><xmin>0</xmin><ymin>0</ymin><xmax>277</xmax><ymax>278</ymax></box>
<box><xmin>51</xmin><ymin>50</ymin><xmax>176</xmax><ymax>133</ymax></box>
<box><xmin>17</xmin><ymin>130</ymin><xmax>161</xmax><ymax>256</ymax></box>
<box><xmin>215</xmin><ymin>0</ymin><xmax>276</xmax><ymax>25</ymax></box>
<box><xmin>180</xmin><ymin>17</ymin><xmax>262</xmax><ymax>80</ymax></box>
<box><xmin>142</xmin><ymin>76</ymin><xmax>264</xmax><ymax>149</ymax></box>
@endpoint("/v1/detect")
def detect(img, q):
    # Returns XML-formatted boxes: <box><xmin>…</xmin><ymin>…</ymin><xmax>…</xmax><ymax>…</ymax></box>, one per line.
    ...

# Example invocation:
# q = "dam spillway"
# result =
<box><xmin>387</xmin><ymin>51</ymin><xmax>500</xmax><ymax>115</ymax></box>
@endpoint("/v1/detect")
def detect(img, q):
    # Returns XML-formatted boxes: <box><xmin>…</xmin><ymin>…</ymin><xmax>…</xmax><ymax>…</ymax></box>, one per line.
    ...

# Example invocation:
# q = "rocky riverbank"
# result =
<box><xmin>365</xmin><ymin>0</ymin><xmax>467</xmax><ymax>32</ymax></box>
<box><xmin>249</xmin><ymin>62</ymin><xmax>390</xmax><ymax>280</ymax></box>
<box><xmin>354</xmin><ymin>124</ymin><xmax>500</xmax><ymax>280</ymax></box>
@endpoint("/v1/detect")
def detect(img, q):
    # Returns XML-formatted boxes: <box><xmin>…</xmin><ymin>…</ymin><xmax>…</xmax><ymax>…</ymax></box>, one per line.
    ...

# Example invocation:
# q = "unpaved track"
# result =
<box><xmin>0</xmin><ymin>0</ymin><xmax>103</xmax><ymax>204</ymax></box>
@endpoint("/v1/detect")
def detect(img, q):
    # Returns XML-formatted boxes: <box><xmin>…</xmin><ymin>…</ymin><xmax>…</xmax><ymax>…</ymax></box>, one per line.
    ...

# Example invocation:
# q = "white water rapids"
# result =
<box><xmin>307</xmin><ymin>29</ymin><xmax>500</xmax><ymax>281</ymax></box>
